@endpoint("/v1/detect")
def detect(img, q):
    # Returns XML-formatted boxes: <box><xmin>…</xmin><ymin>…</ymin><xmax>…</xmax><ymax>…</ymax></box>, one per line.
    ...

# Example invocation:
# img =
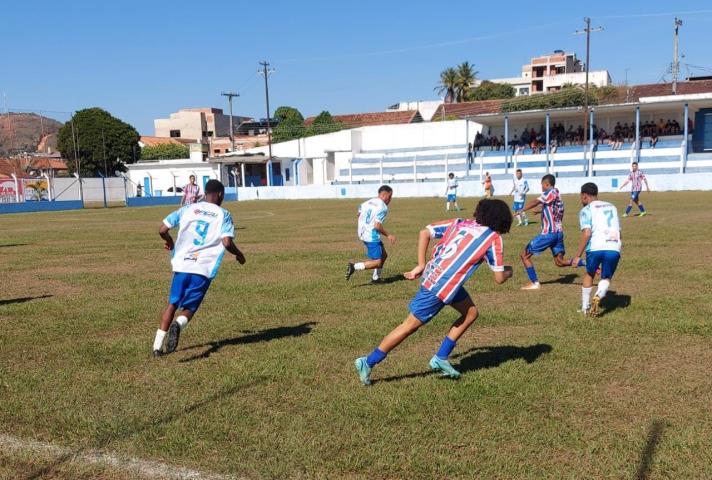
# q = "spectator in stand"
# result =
<box><xmin>182</xmin><ymin>175</ymin><xmax>201</xmax><ymax>206</ymax></box>
<box><xmin>498</xmin><ymin>135</ymin><xmax>505</xmax><ymax>151</ymax></box>
<box><xmin>650</xmin><ymin>132</ymin><xmax>658</xmax><ymax>149</ymax></box>
<box><xmin>467</xmin><ymin>143</ymin><xmax>474</xmax><ymax>167</ymax></box>
<box><xmin>672</xmin><ymin>119</ymin><xmax>680</xmax><ymax>135</ymax></box>
<box><xmin>658</xmin><ymin>118</ymin><xmax>666</xmax><ymax>135</ymax></box>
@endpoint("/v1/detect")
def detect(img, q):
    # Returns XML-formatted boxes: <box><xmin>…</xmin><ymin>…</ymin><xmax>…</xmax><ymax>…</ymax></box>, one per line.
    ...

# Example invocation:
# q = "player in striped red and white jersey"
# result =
<box><xmin>619</xmin><ymin>162</ymin><xmax>650</xmax><ymax>217</ymax></box>
<box><xmin>354</xmin><ymin>199</ymin><xmax>513</xmax><ymax>385</ymax></box>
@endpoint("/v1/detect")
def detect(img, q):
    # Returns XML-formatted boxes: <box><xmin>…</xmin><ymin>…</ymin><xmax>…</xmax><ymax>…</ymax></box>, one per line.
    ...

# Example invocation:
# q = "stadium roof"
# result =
<box><xmin>304</xmin><ymin>110</ymin><xmax>423</xmax><ymax>128</ymax></box>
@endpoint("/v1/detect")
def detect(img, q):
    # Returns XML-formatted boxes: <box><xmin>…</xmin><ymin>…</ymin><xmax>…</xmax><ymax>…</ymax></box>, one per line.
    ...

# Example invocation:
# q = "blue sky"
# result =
<box><xmin>2</xmin><ymin>0</ymin><xmax>712</xmax><ymax>134</ymax></box>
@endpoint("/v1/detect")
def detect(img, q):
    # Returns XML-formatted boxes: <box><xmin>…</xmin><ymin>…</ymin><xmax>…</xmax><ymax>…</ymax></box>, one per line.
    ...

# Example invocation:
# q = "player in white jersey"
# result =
<box><xmin>152</xmin><ymin>180</ymin><xmax>246</xmax><ymax>357</ymax></box>
<box><xmin>510</xmin><ymin>168</ymin><xmax>530</xmax><ymax>226</ymax></box>
<box><xmin>445</xmin><ymin>172</ymin><xmax>460</xmax><ymax>211</ymax></box>
<box><xmin>572</xmin><ymin>182</ymin><xmax>622</xmax><ymax>317</ymax></box>
<box><xmin>346</xmin><ymin>185</ymin><xmax>396</xmax><ymax>284</ymax></box>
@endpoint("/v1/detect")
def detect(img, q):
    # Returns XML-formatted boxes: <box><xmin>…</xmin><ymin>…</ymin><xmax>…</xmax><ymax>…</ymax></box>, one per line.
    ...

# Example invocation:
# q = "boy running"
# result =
<box><xmin>152</xmin><ymin>180</ymin><xmax>246</xmax><ymax>357</ymax></box>
<box><xmin>619</xmin><ymin>162</ymin><xmax>650</xmax><ymax>217</ymax></box>
<box><xmin>510</xmin><ymin>168</ymin><xmax>530</xmax><ymax>226</ymax></box>
<box><xmin>346</xmin><ymin>185</ymin><xmax>396</xmax><ymax>284</ymax></box>
<box><xmin>572</xmin><ymin>182</ymin><xmax>622</xmax><ymax>317</ymax></box>
<box><xmin>445</xmin><ymin>172</ymin><xmax>460</xmax><ymax>211</ymax></box>
<box><xmin>519</xmin><ymin>174</ymin><xmax>579</xmax><ymax>290</ymax></box>
<box><xmin>354</xmin><ymin>199</ymin><xmax>513</xmax><ymax>385</ymax></box>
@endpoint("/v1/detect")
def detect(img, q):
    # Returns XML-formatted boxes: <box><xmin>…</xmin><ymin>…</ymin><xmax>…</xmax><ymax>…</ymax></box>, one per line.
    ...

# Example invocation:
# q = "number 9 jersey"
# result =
<box><xmin>579</xmin><ymin>200</ymin><xmax>621</xmax><ymax>253</ymax></box>
<box><xmin>163</xmin><ymin>202</ymin><xmax>235</xmax><ymax>279</ymax></box>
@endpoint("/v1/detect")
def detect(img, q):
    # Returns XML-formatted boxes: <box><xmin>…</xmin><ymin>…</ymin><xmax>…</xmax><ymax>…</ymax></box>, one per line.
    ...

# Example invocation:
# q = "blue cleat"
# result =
<box><xmin>354</xmin><ymin>356</ymin><xmax>372</xmax><ymax>386</ymax></box>
<box><xmin>429</xmin><ymin>355</ymin><xmax>461</xmax><ymax>379</ymax></box>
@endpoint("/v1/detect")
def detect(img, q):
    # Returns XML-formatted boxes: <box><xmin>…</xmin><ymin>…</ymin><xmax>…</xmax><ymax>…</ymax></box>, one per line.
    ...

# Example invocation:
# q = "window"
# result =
<box><xmin>169</xmin><ymin>130</ymin><xmax>181</xmax><ymax>137</ymax></box>
<box><xmin>207</xmin><ymin>131</ymin><xmax>214</xmax><ymax>137</ymax></box>
<box><xmin>214</xmin><ymin>149</ymin><xmax>221</xmax><ymax>154</ymax></box>
<box><xmin>285</xmin><ymin>168</ymin><xmax>291</xmax><ymax>182</ymax></box>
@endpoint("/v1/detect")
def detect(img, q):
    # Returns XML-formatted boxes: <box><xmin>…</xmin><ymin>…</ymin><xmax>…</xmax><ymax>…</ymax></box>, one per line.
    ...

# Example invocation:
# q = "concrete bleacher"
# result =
<box><xmin>336</xmin><ymin>134</ymin><xmax>712</xmax><ymax>185</ymax></box>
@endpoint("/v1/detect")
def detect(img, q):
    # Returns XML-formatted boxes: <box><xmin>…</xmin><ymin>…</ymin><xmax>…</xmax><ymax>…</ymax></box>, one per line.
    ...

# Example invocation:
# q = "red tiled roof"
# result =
<box><xmin>0</xmin><ymin>159</ymin><xmax>31</xmax><ymax>178</ymax></box>
<box><xmin>30</xmin><ymin>157</ymin><xmax>68</xmax><ymax>170</ymax></box>
<box><xmin>140</xmin><ymin>136</ymin><xmax>190</xmax><ymax>147</ymax></box>
<box><xmin>431</xmin><ymin>100</ymin><xmax>504</xmax><ymax>120</ymax></box>
<box><xmin>304</xmin><ymin>110</ymin><xmax>423</xmax><ymax>128</ymax></box>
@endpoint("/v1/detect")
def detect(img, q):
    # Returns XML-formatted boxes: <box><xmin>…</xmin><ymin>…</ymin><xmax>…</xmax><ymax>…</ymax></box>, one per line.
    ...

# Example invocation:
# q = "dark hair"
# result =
<box><xmin>474</xmin><ymin>199</ymin><xmax>512</xmax><ymax>234</ymax></box>
<box><xmin>378</xmin><ymin>185</ymin><xmax>393</xmax><ymax>194</ymax></box>
<box><xmin>542</xmin><ymin>174</ymin><xmax>556</xmax><ymax>186</ymax></box>
<box><xmin>204</xmin><ymin>179</ymin><xmax>225</xmax><ymax>195</ymax></box>
<box><xmin>516</xmin><ymin>168</ymin><xmax>522</xmax><ymax>173</ymax></box>
<box><xmin>632</xmin><ymin>161</ymin><xmax>638</xmax><ymax>166</ymax></box>
<box><xmin>580</xmin><ymin>182</ymin><xmax>598</xmax><ymax>196</ymax></box>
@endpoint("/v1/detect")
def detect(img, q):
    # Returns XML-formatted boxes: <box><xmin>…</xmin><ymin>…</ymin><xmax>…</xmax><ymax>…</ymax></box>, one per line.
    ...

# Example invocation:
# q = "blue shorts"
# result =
<box><xmin>168</xmin><ymin>272</ymin><xmax>211</xmax><ymax>312</ymax></box>
<box><xmin>513</xmin><ymin>201</ymin><xmax>524</xmax><ymax>211</ymax></box>
<box><xmin>363</xmin><ymin>241</ymin><xmax>384</xmax><ymax>260</ymax></box>
<box><xmin>527</xmin><ymin>232</ymin><xmax>565</xmax><ymax>257</ymax></box>
<box><xmin>631</xmin><ymin>191</ymin><xmax>641</xmax><ymax>202</ymax></box>
<box><xmin>585</xmin><ymin>250</ymin><xmax>620</xmax><ymax>279</ymax></box>
<box><xmin>409</xmin><ymin>286</ymin><xmax>470</xmax><ymax>324</ymax></box>
<box><xmin>447</xmin><ymin>194</ymin><xmax>457</xmax><ymax>202</ymax></box>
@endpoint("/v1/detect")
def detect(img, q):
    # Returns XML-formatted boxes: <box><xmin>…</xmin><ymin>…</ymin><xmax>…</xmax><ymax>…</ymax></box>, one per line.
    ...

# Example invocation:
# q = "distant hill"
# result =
<box><xmin>0</xmin><ymin>112</ymin><xmax>64</xmax><ymax>155</ymax></box>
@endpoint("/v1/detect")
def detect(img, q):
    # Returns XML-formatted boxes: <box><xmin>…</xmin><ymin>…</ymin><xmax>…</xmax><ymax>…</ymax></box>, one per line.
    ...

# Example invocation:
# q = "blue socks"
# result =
<box><xmin>366</xmin><ymin>347</ymin><xmax>387</xmax><ymax>368</ymax></box>
<box><xmin>625</xmin><ymin>205</ymin><xmax>633</xmax><ymax>215</ymax></box>
<box><xmin>526</xmin><ymin>266</ymin><xmax>539</xmax><ymax>283</ymax></box>
<box><xmin>576</xmin><ymin>258</ymin><xmax>586</xmax><ymax>267</ymax></box>
<box><xmin>638</xmin><ymin>204</ymin><xmax>645</xmax><ymax>213</ymax></box>
<box><xmin>436</xmin><ymin>336</ymin><xmax>457</xmax><ymax>360</ymax></box>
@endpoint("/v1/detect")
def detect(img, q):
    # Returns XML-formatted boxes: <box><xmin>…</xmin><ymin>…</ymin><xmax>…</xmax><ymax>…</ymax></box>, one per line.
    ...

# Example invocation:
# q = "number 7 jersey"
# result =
<box><xmin>579</xmin><ymin>200</ymin><xmax>621</xmax><ymax>253</ymax></box>
<box><xmin>163</xmin><ymin>202</ymin><xmax>235</xmax><ymax>278</ymax></box>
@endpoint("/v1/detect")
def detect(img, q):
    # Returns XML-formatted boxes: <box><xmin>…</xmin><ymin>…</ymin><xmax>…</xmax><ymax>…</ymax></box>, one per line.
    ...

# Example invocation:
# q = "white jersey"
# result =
<box><xmin>579</xmin><ymin>200</ymin><xmax>621</xmax><ymax>253</ymax></box>
<box><xmin>163</xmin><ymin>202</ymin><xmax>235</xmax><ymax>278</ymax></box>
<box><xmin>512</xmin><ymin>177</ymin><xmax>529</xmax><ymax>202</ymax></box>
<box><xmin>357</xmin><ymin>197</ymin><xmax>388</xmax><ymax>243</ymax></box>
<box><xmin>447</xmin><ymin>178</ymin><xmax>458</xmax><ymax>194</ymax></box>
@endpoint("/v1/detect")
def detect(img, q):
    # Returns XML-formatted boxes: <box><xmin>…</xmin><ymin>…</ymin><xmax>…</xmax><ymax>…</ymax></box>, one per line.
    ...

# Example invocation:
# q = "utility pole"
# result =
<box><xmin>258</xmin><ymin>61</ymin><xmax>275</xmax><ymax>162</ymax></box>
<box><xmin>672</xmin><ymin>17</ymin><xmax>683</xmax><ymax>94</ymax></box>
<box><xmin>221</xmin><ymin>91</ymin><xmax>239</xmax><ymax>152</ymax></box>
<box><xmin>102</xmin><ymin>128</ymin><xmax>108</xmax><ymax>177</ymax></box>
<box><xmin>575</xmin><ymin>17</ymin><xmax>603</xmax><ymax>143</ymax></box>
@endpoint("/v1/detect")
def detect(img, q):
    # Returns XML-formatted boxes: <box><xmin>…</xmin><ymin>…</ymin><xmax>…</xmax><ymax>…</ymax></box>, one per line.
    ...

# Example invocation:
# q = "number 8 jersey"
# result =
<box><xmin>163</xmin><ymin>202</ymin><xmax>235</xmax><ymax>279</ymax></box>
<box><xmin>579</xmin><ymin>200</ymin><xmax>621</xmax><ymax>253</ymax></box>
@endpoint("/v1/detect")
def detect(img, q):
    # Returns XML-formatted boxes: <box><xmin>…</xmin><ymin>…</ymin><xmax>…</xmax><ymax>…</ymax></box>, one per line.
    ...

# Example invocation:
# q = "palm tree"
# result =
<box><xmin>434</xmin><ymin>67</ymin><xmax>458</xmax><ymax>103</ymax></box>
<box><xmin>456</xmin><ymin>61</ymin><xmax>478</xmax><ymax>102</ymax></box>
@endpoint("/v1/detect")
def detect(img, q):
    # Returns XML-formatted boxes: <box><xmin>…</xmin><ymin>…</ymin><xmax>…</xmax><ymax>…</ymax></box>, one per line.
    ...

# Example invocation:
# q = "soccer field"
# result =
<box><xmin>1</xmin><ymin>191</ymin><xmax>712</xmax><ymax>479</ymax></box>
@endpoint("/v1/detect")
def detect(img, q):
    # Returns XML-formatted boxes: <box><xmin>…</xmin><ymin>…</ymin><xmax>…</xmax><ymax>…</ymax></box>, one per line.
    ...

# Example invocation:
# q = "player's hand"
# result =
<box><xmin>386</xmin><ymin>234</ymin><xmax>397</xmax><ymax>245</ymax></box>
<box><xmin>571</xmin><ymin>256</ymin><xmax>581</xmax><ymax>268</ymax></box>
<box><xmin>164</xmin><ymin>241</ymin><xmax>174</xmax><ymax>251</ymax></box>
<box><xmin>235</xmin><ymin>251</ymin><xmax>246</xmax><ymax>265</ymax></box>
<box><xmin>404</xmin><ymin>264</ymin><xmax>425</xmax><ymax>280</ymax></box>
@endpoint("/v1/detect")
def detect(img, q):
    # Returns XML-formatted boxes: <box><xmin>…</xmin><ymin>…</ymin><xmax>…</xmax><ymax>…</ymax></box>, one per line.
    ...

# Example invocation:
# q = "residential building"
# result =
<box><xmin>154</xmin><ymin>108</ymin><xmax>252</xmax><ymax>143</ymax></box>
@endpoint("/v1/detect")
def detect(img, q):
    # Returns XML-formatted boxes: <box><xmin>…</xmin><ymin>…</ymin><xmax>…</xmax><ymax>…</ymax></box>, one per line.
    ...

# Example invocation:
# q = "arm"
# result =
<box><xmin>619</xmin><ymin>179</ymin><xmax>630</xmax><ymax>190</ymax></box>
<box><xmin>493</xmin><ymin>266</ymin><xmax>513</xmax><ymax>284</ymax></box>
<box><xmin>374</xmin><ymin>222</ymin><xmax>396</xmax><ymax>245</ymax></box>
<box><xmin>403</xmin><ymin>228</ymin><xmax>432</xmax><ymax>280</ymax></box>
<box><xmin>644</xmin><ymin>177</ymin><xmax>650</xmax><ymax>192</ymax></box>
<box><xmin>159</xmin><ymin>224</ymin><xmax>174</xmax><ymax>251</ymax></box>
<box><xmin>520</xmin><ymin>197</ymin><xmax>541</xmax><ymax>213</ymax></box>
<box><xmin>222</xmin><ymin>237</ymin><xmax>246</xmax><ymax>264</ymax></box>
<box><xmin>572</xmin><ymin>229</ymin><xmax>592</xmax><ymax>268</ymax></box>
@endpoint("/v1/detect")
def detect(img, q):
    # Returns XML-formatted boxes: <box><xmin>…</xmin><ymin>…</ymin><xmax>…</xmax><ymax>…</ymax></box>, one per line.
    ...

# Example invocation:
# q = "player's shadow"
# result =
<box><xmin>598</xmin><ymin>291</ymin><xmax>631</xmax><ymax>317</ymax></box>
<box><xmin>0</xmin><ymin>295</ymin><xmax>53</xmax><ymax>306</ymax></box>
<box><xmin>0</xmin><ymin>243</ymin><xmax>28</xmax><ymax>248</ymax></box>
<box><xmin>374</xmin><ymin>343</ymin><xmax>553</xmax><ymax>384</ymax></box>
<box><xmin>540</xmin><ymin>273</ymin><xmax>578</xmax><ymax>285</ymax></box>
<box><xmin>178</xmin><ymin>321</ymin><xmax>317</xmax><ymax>362</ymax></box>
<box><xmin>356</xmin><ymin>275</ymin><xmax>407</xmax><ymax>287</ymax></box>
<box><xmin>636</xmin><ymin>420</ymin><xmax>666</xmax><ymax>480</ymax></box>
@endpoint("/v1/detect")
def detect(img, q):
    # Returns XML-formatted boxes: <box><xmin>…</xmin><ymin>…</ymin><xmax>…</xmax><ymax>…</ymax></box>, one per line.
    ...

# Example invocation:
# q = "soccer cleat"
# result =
<box><xmin>429</xmin><ymin>355</ymin><xmax>461</xmax><ymax>379</ymax></box>
<box><xmin>523</xmin><ymin>220</ymin><xmax>529</xmax><ymax>226</ymax></box>
<box><xmin>345</xmin><ymin>262</ymin><xmax>356</xmax><ymax>281</ymax></box>
<box><xmin>521</xmin><ymin>282</ymin><xmax>541</xmax><ymax>290</ymax></box>
<box><xmin>152</xmin><ymin>349</ymin><xmax>163</xmax><ymax>358</ymax></box>
<box><xmin>370</xmin><ymin>278</ymin><xmax>384</xmax><ymax>285</ymax></box>
<box><xmin>166</xmin><ymin>321</ymin><xmax>181</xmax><ymax>354</ymax></box>
<box><xmin>354</xmin><ymin>357</ymin><xmax>372</xmax><ymax>386</ymax></box>
<box><xmin>639</xmin><ymin>211</ymin><xmax>647</xmax><ymax>217</ymax></box>
<box><xmin>589</xmin><ymin>295</ymin><xmax>601</xmax><ymax>317</ymax></box>
<box><xmin>622</xmin><ymin>213</ymin><xmax>629</xmax><ymax>218</ymax></box>
<box><xmin>577</xmin><ymin>306</ymin><xmax>590</xmax><ymax>316</ymax></box>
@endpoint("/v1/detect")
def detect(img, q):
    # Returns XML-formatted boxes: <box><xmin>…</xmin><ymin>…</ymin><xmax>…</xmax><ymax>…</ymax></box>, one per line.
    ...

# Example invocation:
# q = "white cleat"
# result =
<box><xmin>521</xmin><ymin>282</ymin><xmax>541</xmax><ymax>290</ymax></box>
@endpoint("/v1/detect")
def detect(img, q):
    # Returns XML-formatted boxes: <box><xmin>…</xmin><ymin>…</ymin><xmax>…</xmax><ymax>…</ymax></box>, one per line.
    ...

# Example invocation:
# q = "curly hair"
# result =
<box><xmin>474</xmin><ymin>198</ymin><xmax>512</xmax><ymax>234</ymax></box>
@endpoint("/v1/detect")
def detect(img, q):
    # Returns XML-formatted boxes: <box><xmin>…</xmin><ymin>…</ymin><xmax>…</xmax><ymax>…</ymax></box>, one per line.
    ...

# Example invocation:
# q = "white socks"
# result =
<box><xmin>354</xmin><ymin>262</ymin><xmax>366</xmax><ymax>271</ymax></box>
<box><xmin>582</xmin><ymin>287</ymin><xmax>592</xmax><ymax>311</ymax></box>
<box><xmin>596</xmin><ymin>280</ymin><xmax>610</xmax><ymax>299</ymax></box>
<box><xmin>446</xmin><ymin>203</ymin><xmax>450</xmax><ymax>211</ymax></box>
<box><xmin>153</xmin><ymin>329</ymin><xmax>166</xmax><ymax>351</ymax></box>
<box><xmin>373</xmin><ymin>269</ymin><xmax>381</xmax><ymax>281</ymax></box>
<box><xmin>176</xmin><ymin>315</ymin><xmax>189</xmax><ymax>331</ymax></box>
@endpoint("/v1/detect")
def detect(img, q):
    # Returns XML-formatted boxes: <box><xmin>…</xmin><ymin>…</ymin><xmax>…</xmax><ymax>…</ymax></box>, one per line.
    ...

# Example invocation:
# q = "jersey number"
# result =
<box><xmin>603</xmin><ymin>209</ymin><xmax>614</xmax><ymax>227</ymax></box>
<box><xmin>193</xmin><ymin>220</ymin><xmax>210</xmax><ymax>246</ymax></box>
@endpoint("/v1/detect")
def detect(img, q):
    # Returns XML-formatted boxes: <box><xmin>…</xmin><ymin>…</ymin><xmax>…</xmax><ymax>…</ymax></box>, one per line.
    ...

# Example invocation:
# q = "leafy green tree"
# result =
<box><xmin>434</xmin><ymin>67</ymin><xmax>459</xmax><ymax>103</ymax></box>
<box><xmin>467</xmin><ymin>81</ymin><xmax>516</xmax><ymax>101</ymax></box>
<box><xmin>57</xmin><ymin>108</ymin><xmax>140</xmax><ymax>176</ymax></box>
<box><xmin>272</xmin><ymin>106</ymin><xmax>306</xmax><ymax>143</ymax></box>
<box><xmin>455</xmin><ymin>62</ymin><xmax>478</xmax><ymax>102</ymax></box>
<box><xmin>140</xmin><ymin>143</ymin><xmax>189</xmax><ymax>160</ymax></box>
<box><xmin>307</xmin><ymin>111</ymin><xmax>344</xmax><ymax>136</ymax></box>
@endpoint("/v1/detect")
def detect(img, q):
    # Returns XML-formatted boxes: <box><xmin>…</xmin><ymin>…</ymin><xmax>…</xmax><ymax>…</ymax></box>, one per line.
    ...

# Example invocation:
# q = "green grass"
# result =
<box><xmin>1</xmin><ymin>192</ymin><xmax>712</xmax><ymax>479</ymax></box>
